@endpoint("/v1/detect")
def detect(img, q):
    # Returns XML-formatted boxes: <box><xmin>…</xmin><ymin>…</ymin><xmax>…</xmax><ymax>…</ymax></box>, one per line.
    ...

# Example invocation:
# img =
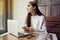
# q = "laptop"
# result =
<box><xmin>7</xmin><ymin>19</ymin><xmax>29</xmax><ymax>37</ymax></box>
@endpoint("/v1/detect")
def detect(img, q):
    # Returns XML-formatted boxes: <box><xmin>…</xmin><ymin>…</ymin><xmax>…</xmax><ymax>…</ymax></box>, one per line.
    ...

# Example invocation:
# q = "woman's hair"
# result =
<box><xmin>26</xmin><ymin>1</ymin><xmax>43</xmax><ymax>27</ymax></box>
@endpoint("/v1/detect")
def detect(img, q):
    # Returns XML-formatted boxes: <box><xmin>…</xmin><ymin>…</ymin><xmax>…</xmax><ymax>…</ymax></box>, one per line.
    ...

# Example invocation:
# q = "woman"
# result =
<box><xmin>23</xmin><ymin>1</ymin><xmax>48</xmax><ymax>34</ymax></box>
<box><xmin>22</xmin><ymin>1</ymin><xmax>48</xmax><ymax>39</ymax></box>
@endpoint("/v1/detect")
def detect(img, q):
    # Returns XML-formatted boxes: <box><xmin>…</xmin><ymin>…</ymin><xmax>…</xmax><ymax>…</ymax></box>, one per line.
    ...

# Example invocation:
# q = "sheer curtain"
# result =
<box><xmin>0</xmin><ymin>0</ymin><xmax>5</xmax><ymax>30</ymax></box>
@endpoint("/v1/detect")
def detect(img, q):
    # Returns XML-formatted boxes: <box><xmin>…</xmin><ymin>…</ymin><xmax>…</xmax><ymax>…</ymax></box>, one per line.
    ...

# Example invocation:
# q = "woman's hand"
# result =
<box><xmin>23</xmin><ymin>26</ymin><xmax>34</xmax><ymax>33</ymax></box>
<box><xmin>28</xmin><ymin>27</ymin><xmax>34</xmax><ymax>33</ymax></box>
<box><xmin>23</xmin><ymin>26</ymin><xmax>29</xmax><ymax>32</ymax></box>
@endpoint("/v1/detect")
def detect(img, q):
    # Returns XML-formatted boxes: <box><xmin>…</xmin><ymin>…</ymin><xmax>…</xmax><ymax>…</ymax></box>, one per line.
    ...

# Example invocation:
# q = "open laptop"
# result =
<box><xmin>7</xmin><ymin>20</ymin><xmax>29</xmax><ymax>37</ymax></box>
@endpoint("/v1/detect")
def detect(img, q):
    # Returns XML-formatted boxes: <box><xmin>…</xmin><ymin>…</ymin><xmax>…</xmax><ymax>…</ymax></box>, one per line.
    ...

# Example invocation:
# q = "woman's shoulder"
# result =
<box><xmin>31</xmin><ymin>15</ymin><xmax>44</xmax><ymax>19</ymax></box>
<box><xmin>38</xmin><ymin>15</ymin><xmax>44</xmax><ymax>18</ymax></box>
<box><xmin>38</xmin><ymin>15</ymin><xmax>45</xmax><ymax>21</ymax></box>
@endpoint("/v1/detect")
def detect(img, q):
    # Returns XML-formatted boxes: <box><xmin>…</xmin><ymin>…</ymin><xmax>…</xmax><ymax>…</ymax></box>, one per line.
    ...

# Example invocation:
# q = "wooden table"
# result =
<box><xmin>2</xmin><ymin>34</ymin><xmax>38</xmax><ymax>40</ymax></box>
<box><xmin>1</xmin><ymin>33</ymin><xmax>56</xmax><ymax>40</ymax></box>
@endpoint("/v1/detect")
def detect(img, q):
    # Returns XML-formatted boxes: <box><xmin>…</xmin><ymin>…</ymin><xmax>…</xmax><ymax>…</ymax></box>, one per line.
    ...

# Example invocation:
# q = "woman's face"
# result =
<box><xmin>27</xmin><ymin>3</ymin><xmax>35</xmax><ymax>13</ymax></box>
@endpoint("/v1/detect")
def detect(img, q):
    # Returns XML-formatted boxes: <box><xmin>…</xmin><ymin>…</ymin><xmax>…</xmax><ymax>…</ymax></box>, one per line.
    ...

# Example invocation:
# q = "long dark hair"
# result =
<box><xmin>26</xmin><ymin>1</ymin><xmax>43</xmax><ymax>27</ymax></box>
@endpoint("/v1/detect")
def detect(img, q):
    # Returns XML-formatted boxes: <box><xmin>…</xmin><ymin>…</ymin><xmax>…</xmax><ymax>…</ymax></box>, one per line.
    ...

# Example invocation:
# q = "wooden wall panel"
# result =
<box><xmin>36</xmin><ymin>0</ymin><xmax>60</xmax><ymax>16</ymax></box>
<box><xmin>51</xmin><ymin>5</ymin><xmax>60</xmax><ymax>16</ymax></box>
<box><xmin>37</xmin><ymin>0</ymin><xmax>50</xmax><ymax>5</ymax></box>
<box><xmin>52</xmin><ymin>0</ymin><xmax>60</xmax><ymax>4</ymax></box>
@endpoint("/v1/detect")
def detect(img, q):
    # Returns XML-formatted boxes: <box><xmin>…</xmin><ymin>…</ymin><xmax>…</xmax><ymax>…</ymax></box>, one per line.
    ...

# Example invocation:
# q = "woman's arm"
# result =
<box><xmin>34</xmin><ymin>16</ymin><xmax>47</xmax><ymax>32</ymax></box>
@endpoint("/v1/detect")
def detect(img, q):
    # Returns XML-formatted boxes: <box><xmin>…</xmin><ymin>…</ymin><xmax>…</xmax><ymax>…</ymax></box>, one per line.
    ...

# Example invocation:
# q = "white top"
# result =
<box><xmin>23</xmin><ymin>15</ymin><xmax>47</xmax><ymax>34</ymax></box>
